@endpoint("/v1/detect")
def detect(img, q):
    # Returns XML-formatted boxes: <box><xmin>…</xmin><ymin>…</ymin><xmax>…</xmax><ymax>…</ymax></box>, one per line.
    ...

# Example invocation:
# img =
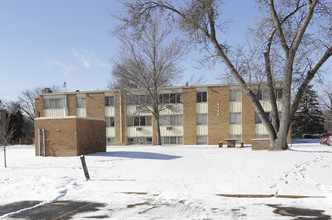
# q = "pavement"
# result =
<box><xmin>0</xmin><ymin>200</ymin><xmax>331</xmax><ymax>219</ymax></box>
<box><xmin>0</xmin><ymin>201</ymin><xmax>106</xmax><ymax>220</ymax></box>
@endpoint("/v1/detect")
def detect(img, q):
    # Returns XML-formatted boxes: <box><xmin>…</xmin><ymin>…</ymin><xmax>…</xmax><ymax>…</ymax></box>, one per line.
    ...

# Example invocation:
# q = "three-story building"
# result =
<box><xmin>35</xmin><ymin>83</ymin><xmax>284</xmax><ymax>149</ymax></box>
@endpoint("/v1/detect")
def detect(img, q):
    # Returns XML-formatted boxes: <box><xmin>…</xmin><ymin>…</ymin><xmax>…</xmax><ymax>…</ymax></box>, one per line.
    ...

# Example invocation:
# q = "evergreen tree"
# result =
<box><xmin>8</xmin><ymin>110</ymin><xmax>24</xmax><ymax>143</ymax></box>
<box><xmin>292</xmin><ymin>85</ymin><xmax>325</xmax><ymax>138</ymax></box>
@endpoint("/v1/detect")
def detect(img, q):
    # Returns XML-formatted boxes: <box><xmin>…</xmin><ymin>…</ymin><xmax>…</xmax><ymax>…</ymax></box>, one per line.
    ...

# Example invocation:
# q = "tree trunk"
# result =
<box><xmin>270</xmin><ymin>61</ymin><xmax>293</xmax><ymax>150</ymax></box>
<box><xmin>155</xmin><ymin>111</ymin><xmax>162</xmax><ymax>145</ymax></box>
<box><xmin>156</xmin><ymin>120</ymin><xmax>162</xmax><ymax>145</ymax></box>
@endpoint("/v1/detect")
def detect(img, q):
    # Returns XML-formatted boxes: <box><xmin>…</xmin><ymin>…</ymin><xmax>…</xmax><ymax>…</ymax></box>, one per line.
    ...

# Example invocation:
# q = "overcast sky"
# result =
<box><xmin>0</xmin><ymin>1</ymin><xmax>330</xmax><ymax>102</ymax></box>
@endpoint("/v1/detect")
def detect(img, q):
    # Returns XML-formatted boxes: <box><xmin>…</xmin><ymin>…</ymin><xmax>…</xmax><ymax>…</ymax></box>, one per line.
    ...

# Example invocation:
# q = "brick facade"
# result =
<box><xmin>242</xmin><ymin>90</ymin><xmax>255</xmax><ymax>143</ymax></box>
<box><xmin>114</xmin><ymin>91</ymin><xmax>127</xmax><ymax>145</ymax></box>
<box><xmin>35</xmin><ymin>96</ymin><xmax>44</xmax><ymax>118</ymax></box>
<box><xmin>251</xmin><ymin>138</ymin><xmax>270</xmax><ymax>150</ymax></box>
<box><xmin>34</xmin><ymin>83</ymin><xmax>289</xmax><ymax>152</ymax></box>
<box><xmin>86</xmin><ymin>93</ymin><xmax>105</xmax><ymax>119</ymax></box>
<box><xmin>208</xmin><ymin>86</ymin><xmax>230</xmax><ymax>144</ymax></box>
<box><xmin>35</xmin><ymin>117</ymin><xmax>105</xmax><ymax>156</ymax></box>
<box><xmin>183</xmin><ymin>88</ymin><xmax>197</xmax><ymax>145</ymax></box>
<box><xmin>67</xmin><ymin>94</ymin><xmax>77</xmax><ymax>116</ymax></box>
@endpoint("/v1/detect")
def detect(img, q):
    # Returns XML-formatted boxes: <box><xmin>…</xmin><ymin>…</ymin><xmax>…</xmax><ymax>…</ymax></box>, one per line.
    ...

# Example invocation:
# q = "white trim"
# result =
<box><xmin>76</xmin><ymin>93</ymin><xmax>86</xmax><ymax>98</ymax></box>
<box><xmin>35</xmin><ymin>116</ymin><xmax>105</xmax><ymax>121</ymax></box>
<box><xmin>104</xmin><ymin>92</ymin><xmax>114</xmax><ymax>96</ymax></box>
<box><xmin>196</xmin><ymin>87</ymin><xmax>207</xmax><ymax>92</ymax></box>
<box><xmin>43</xmin><ymin>95</ymin><xmax>66</xmax><ymax>99</ymax></box>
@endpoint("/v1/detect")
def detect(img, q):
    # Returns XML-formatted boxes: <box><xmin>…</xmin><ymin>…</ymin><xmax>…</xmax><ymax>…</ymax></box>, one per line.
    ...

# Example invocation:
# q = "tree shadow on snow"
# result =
<box><xmin>90</xmin><ymin>151</ymin><xmax>182</xmax><ymax>160</ymax></box>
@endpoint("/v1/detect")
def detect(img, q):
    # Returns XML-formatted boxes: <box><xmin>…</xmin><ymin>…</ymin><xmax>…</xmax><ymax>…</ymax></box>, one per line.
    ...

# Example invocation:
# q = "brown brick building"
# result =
<box><xmin>35</xmin><ymin>84</ymin><xmax>287</xmax><ymax>151</ymax></box>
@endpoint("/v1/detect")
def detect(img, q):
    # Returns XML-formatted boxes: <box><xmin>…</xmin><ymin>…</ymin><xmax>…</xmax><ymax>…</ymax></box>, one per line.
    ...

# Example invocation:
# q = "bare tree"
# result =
<box><xmin>321</xmin><ymin>90</ymin><xmax>332</xmax><ymax>120</ymax></box>
<box><xmin>0</xmin><ymin>117</ymin><xmax>15</xmax><ymax>168</ymax></box>
<box><xmin>18</xmin><ymin>85</ymin><xmax>63</xmax><ymax>122</ymax></box>
<box><xmin>118</xmin><ymin>0</ymin><xmax>332</xmax><ymax>150</ymax></box>
<box><xmin>110</xmin><ymin>14</ymin><xmax>186</xmax><ymax>145</ymax></box>
<box><xmin>320</xmin><ymin>88</ymin><xmax>332</xmax><ymax>133</ymax></box>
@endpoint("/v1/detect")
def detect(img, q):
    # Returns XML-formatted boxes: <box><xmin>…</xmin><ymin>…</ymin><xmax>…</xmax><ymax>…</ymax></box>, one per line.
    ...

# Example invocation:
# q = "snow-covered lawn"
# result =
<box><xmin>1</xmin><ymin>141</ymin><xmax>332</xmax><ymax>219</ymax></box>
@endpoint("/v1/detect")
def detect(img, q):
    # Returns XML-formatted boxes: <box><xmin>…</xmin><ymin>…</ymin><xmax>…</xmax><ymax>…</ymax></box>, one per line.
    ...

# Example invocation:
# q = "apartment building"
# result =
<box><xmin>34</xmin><ymin>84</ymin><xmax>284</xmax><ymax>149</ymax></box>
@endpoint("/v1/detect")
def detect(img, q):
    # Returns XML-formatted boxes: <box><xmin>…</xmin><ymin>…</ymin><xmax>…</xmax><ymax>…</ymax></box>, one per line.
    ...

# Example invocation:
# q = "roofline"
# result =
<box><xmin>39</xmin><ymin>82</ymin><xmax>282</xmax><ymax>97</ymax></box>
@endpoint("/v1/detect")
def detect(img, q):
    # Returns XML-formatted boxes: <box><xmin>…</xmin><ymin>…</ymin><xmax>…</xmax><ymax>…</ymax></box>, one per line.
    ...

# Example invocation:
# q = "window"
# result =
<box><xmin>127</xmin><ymin>116</ymin><xmax>152</xmax><ymax>127</ymax></box>
<box><xmin>127</xmin><ymin>95</ymin><xmax>134</xmax><ymax>105</ymax></box>
<box><xmin>170</xmin><ymin>93</ymin><xmax>176</xmax><ymax>103</ymax></box>
<box><xmin>162</xmin><ymin>136</ymin><xmax>183</xmax><ymax>145</ymax></box>
<box><xmin>163</xmin><ymin>94</ymin><xmax>170</xmax><ymax>104</ymax></box>
<box><xmin>197</xmin><ymin>136</ymin><xmax>208</xmax><ymax>145</ymax></box>
<box><xmin>255</xmin><ymin>112</ymin><xmax>270</xmax><ymax>124</ymax></box>
<box><xmin>230</xmin><ymin>90</ymin><xmax>241</xmax><ymax>102</ymax></box>
<box><xmin>127</xmin><ymin>137</ymin><xmax>152</xmax><ymax>145</ymax></box>
<box><xmin>159</xmin><ymin>115</ymin><xmax>183</xmax><ymax>126</ymax></box>
<box><xmin>127</xmin><ymin>137</ymin><xmax>134</xmax><ymax>145</ymax></box>
<box><xmin>276</xmin><ymin>88</ymin><xmax>283</xmax><ymax>99</ymax></box>
<box><xmin>106</xmin><ymin>117</ymin><xmax>115</xmax><ymax>127</ymax></box>
<box><xmin>176</xmin><ymin>93</ymin><xmax>182</xmax><ymax>103</ymax></box>
<box><xmin>105</xmin><ymin>96</ymin><xmax>114</xmax><ymax>106</ymax></box>
<box><xmin>230</xmin><ymin>113</ymin><xmax>241</xmax><ymax>124</ymax></box>
<box><xmin>76</xmin><ymin>97</ymin><xmax>86</xmax><ymax>108</ymax></box>
<box><xmin>107</xmin><ymin>138</ymin><xmax>115</xmax><ymax>145</ymax></box>
<box><xmin>197</xmin><ymin>92</ymin><xmax>207</xmax><ymax>103</ymax></box>
<box><xmin>127</xmin><ymin>94</ymin><xmax>152</xmax><ymax>105</ymax></box>
<box><xmin>44</xmin><ymin>98</ymin><xmax>65</xmax><ymax>109</ymax></box>
<box><xmin>159</xmin><ymin>93</ymin><xmax>182</xmax><ymax>104</ymax></box>
<box><xmin>257</xmin><ymin>90</ymin><xmax>269</xmax><ymax>100</ymax></box>
<box><xmin>197</xmin><ymin>114</ymin><xmax>207</xmax><ymax>125</ymax></box>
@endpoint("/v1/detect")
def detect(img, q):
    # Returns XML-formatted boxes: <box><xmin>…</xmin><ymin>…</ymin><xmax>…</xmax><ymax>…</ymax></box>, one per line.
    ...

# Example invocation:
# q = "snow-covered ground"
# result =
<box><xmin>1</xmin><ymin>141</ymin><xmax>332</xmax><ymax>219</ymax></box>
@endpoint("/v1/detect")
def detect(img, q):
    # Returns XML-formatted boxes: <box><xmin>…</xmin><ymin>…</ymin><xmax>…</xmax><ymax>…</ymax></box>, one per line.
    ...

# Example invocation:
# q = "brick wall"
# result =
<box><xmin>208</xmin><ymin>86</ymin><xmax>230</xmax><ymax>145</ymax></box>
<box><xmin>242</xmin><ymin>90</ymin><xmax>255</xmax><ymax>144</ymax></box>
<box><xmin>67</xmin><ymin>94</ymin><xmax>77</xmax><ymax>116</ymax></box>
<box><xmin>86</xmin><ymin>93</ymin><xmax>105</xmax><ymax>119</ymax></box>
<box><xmin>114</xmin><ymin>92</ymin><xmax>127</xmax><ymax>145</ymax></box>
<box><xmin>183</xmin><ymin>87</ymin><xmax>197</xmax><ymax>145</ymax></box>
<box><xmin>76</xmin><ymin>118</ymin><xmax>106</xmax><ymax>155</ymax></box>
<box><xmin>35</xmin><ymin>117</ymin><xmax>106</xmax><ymax>156</ymax></box>
<box><xmin>35</xmin><ymin>118</ymin><xmax>77</xmax><ymax>156</ymax></box>
<box><xmin>252</xmin><ymin>139</ymin><xmax>270</xmax><ymax>150</ymax></box>
<box><xmin>35</xmin><ymin>97</ymin><xmax>44</xmax><ymax>118</ymax></box>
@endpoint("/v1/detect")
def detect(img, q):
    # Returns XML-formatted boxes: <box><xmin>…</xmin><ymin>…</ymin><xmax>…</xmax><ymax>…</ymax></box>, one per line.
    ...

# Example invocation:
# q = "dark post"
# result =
<box><xmin>80</xmin><ymin>155</ymin><xmax>90</xmax><ymax>181</ymax></box>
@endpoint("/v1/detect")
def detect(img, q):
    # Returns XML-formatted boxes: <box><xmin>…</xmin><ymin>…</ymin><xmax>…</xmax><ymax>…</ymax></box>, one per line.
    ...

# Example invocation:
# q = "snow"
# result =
<box><xmin>1</xmin><ymin>141</ymin><xmax>332</xmax><ymax>219</ymax></box>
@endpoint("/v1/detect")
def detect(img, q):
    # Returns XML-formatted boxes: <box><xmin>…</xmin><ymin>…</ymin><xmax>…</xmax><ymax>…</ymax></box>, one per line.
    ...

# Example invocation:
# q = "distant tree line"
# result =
<box><xmin>0</xmin><ymin>85</ymin><xmax>63</xmax><ymax>144</ymax></box>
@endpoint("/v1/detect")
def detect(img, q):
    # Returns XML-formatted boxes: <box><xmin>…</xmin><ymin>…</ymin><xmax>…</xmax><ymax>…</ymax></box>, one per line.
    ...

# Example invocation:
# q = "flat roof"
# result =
<box><xmin>39</xmin><ymin>83</ymin><xmax>244</xmax><ymax>97</ymax></box>
<box><xmin>38</xmin><ymin>81</ymin><xmax>282</xmax><ymax>97</ymax></box>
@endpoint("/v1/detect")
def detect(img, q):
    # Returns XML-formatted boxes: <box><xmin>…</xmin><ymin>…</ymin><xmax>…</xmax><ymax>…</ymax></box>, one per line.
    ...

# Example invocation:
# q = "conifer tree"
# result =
<box><xmin>8</xmin><ymin>110</ymin><xmax>24</xmax><ymax>143</ymax></box>
<box><xmin>292</xmin><ymin>85</ymin><xmax>325</xmax><ymax>138</ymax></box>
